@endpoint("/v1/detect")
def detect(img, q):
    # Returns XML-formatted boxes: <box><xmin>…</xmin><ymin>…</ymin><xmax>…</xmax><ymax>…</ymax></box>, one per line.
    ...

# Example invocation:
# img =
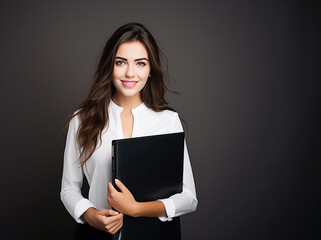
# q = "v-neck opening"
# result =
<box><xmin>109</xmin><ymin>99</ymin><xmax>145</xmax><ymax>139</ymax></box>
<box><xmin>120</xmin><ymin>110</ymin><xmax>135</xmax><ymax>139</ymax></box>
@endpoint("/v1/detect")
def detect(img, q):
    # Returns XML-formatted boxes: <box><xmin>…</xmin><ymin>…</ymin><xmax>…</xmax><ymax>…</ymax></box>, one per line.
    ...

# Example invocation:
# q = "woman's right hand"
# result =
<box><xmin>81</xmin><ymin>207</ymin><xmax>123</xmax><ymax>234</ymax></box>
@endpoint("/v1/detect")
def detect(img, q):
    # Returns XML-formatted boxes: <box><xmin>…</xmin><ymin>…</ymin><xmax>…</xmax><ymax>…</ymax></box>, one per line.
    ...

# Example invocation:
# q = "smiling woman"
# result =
<box><xmin>60</xmin><ymin>22</ymin><xmax>198</xmax><ymax>240</ymax></box>
<box><xmin>112</xmin><ymin>41</ymin><xmax>151</xmax><ymax>100</ymax></box>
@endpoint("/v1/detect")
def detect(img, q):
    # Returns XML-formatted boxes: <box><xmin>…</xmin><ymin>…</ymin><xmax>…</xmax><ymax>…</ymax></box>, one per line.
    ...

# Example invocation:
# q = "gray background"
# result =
<box><xmin>0</xmin><ymin>0</ymin><xmax>320</xmax><ymax>239</ymax></box>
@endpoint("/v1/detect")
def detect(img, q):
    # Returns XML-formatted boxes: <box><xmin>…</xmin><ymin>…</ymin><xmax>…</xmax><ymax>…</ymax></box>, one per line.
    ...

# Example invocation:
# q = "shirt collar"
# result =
<box><xmin>109</xmin><ymin>99</ymin><xmax>147</xmax><ymax>114</ymax></box>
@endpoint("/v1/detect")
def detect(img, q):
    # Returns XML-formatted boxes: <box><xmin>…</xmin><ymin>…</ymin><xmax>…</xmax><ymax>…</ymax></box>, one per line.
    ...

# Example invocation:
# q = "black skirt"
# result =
<box><xmin>73</xmin><ymin>222</ymin><xmax>115</xmax><ymax>240</ymax></box>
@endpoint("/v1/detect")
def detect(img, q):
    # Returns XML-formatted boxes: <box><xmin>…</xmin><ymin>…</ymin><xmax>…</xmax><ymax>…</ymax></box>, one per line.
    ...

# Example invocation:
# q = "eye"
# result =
<box><xmin>138</xmin><ymin>62</ymin><xmax>146</xmax><ymax>67</ymax></box>
<box><xmin>115</xmin><ymin>60</ymin><xmax>125</xmax><ymax>65</ymax></box>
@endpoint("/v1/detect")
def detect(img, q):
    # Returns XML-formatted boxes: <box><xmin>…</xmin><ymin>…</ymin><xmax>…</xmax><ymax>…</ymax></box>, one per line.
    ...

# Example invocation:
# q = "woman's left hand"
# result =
<box><xmin>107</xmin><ymin>179</ymin><xmax>139</xmax><ymax>217</ymax></box>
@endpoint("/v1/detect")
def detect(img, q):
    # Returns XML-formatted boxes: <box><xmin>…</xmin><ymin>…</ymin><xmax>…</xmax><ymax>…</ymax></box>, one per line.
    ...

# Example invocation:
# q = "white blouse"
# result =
<box><xmin>60</xmin><ymin>100</ymin><xmax>198</xmax><ymax>225</ymax></box>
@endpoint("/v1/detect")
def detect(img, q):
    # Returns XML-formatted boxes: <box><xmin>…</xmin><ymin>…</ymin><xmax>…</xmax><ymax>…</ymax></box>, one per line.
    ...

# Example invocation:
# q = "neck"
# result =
<box><xmin>111</xmin><ymin>93</ymin><xmax>143</xmax><ymax>111</ymax></box>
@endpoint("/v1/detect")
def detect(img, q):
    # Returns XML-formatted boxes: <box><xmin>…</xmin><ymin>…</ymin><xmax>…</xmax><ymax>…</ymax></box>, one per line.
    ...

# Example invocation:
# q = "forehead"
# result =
<box><xmin>116</xmin><ymin>41</ymin><xmax>149</xmax><ymax>58</ymax></box>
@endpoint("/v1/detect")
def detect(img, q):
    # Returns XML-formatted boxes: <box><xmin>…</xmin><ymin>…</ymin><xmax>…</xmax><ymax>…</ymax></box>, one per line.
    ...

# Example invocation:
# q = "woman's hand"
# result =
<box><xmin>81</xmin><ymin>207</ymin><xmax>123</xmax><ymax>234</ymax></box>
<box><xmin>107</xmin><ymin>179</ymin><xmax>139</xmax><ymax>217</ymax></box>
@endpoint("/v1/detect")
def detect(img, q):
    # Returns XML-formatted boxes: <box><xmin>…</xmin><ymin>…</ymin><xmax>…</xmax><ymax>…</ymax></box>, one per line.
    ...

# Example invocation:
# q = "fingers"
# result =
<box><xmin>87</xmin><ymin>208</ymin><xmax>123</xmax><ymax>234</ymax></box>
<box><xmin>108</xmin><ymin>179</ymin><xmax>130</xmax><ymax>194</ymax></box>
<box><xmin>107</xmin><ymin>182</ymin><xmax>117</xmax><ymax>208</ymax></box>
<box><xmin>105</xmin><ymin>214</ymin><xmax>123</xmax><ymax>231</ymax></box>
<box><xmin>103</xmin><ymin>213</ymin><xmax>124</xmax><ymax>234</ymax></box>
<box><xmin>109</xmin><ymin>213</ymin><xmax>123</xmax><ymax>234</ymax></box>
<box><xmin>99</xmin><ymin>209</ymin><xmax>119</xmax><ymax>216</ymax></box>
<box><xmin>100</xmin><ymin>213</ymin><xmax>122</xmax><ymax>229</ymax></box>
<box><xmin>104</xmin><ymin>219</ymin><xmax>119</xmax><ymax>232</ymax></box>
<box><xmin>108</xmin><ymin>220</ymin><xmax>123</xmax><ymax>234</ymax></box>
<box><xmin>108</xmin><ymin>182</ymin><xmax>117</xmax><ymax>194</ymax></box>
<box><xmin>115</xmin><ymin>179</ymin><xmax>129</xmax><ymax>193</ymax></box>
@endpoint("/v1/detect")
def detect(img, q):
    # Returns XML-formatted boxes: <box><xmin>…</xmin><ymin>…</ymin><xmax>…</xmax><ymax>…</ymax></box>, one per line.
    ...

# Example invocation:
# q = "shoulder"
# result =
<box><xmin>143</xmin><ymin>107</ymin><xmax>183</xmax><ymax>132</ymax></box>
<box><xmin>68</xmin><ymin>109</ymin><xmax>81</xmax><ymax>129</ymax></box>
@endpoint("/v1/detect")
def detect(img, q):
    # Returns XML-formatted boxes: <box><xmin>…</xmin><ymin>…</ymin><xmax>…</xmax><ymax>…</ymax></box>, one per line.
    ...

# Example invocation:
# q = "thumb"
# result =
<box><xmin>100</xmin><ymin>209</ymin><xmax>119</xmax><ymax>216</ymax></box>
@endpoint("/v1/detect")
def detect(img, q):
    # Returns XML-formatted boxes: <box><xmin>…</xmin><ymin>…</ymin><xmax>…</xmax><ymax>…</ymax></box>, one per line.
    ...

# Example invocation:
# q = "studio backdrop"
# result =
<box><xmin>0</xmin><ymin>0</ymin><xmax>320</xmax><ymax>239</ymax></box>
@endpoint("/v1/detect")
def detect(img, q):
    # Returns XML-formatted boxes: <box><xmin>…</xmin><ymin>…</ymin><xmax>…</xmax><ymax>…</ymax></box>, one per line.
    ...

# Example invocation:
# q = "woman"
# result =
<box><xmin>60</xmin><ymin>22</ymin><xmax>198</xmax><ymax>239</ymax></box>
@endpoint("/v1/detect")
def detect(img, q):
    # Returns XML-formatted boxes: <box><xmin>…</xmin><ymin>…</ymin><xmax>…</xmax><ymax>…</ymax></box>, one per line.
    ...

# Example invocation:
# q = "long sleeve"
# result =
<box><xmin>60</xmin><ymin>114</ymin><xmax>96</xmax><ymax>224</ymax></box>
<box><xmin>158</xmin><ymin>112</ymin><xmax>198</xmax><ymax>221</ymax></box>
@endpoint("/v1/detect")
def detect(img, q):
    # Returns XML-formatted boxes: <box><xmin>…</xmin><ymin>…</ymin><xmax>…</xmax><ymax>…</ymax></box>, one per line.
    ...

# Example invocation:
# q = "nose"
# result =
<box><xmin>125</xmin><ymin>63</ymin><xmax>135</xmax><ymax>78</ymax></box>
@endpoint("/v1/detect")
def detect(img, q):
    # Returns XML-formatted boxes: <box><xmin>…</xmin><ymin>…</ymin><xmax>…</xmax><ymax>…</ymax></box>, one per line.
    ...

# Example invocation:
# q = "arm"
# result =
<box><xmin>107</xmin><ymin>112</ymin><xmax>198</xmax><ymax>221</ymax></box>
<box><xmin>60</xmin><ymin>114</ymin><xmax>96</xmax><ymax>223</ymax></box>
<box><xmin>157</xmin><ymin>112</ymin><xmax>198</xmax><ymax>221</ymax></box>
<box><xmin>61</xmin><ymin>114</ymin><xmax>124</xmax><ymax>233</ymax></box>
<box><xmin>107</xmin><ymin>179</ymin><xmax>167</xmax><ymax>218</ymax></box>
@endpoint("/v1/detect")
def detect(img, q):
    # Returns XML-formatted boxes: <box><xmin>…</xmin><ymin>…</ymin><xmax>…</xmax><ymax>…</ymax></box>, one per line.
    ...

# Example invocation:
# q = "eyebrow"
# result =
<box><xmin>115</xmin><ymin>56</ymin><xmax>149</xmax><ymax>62</ymax></box>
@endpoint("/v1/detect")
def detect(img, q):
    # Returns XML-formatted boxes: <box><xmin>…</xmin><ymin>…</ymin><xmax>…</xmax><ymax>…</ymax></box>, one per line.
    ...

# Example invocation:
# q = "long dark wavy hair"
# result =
<box><xmin>65</xmin><ymin>22</ymin><xmax>184</xmax><ymax>167</ymax></box>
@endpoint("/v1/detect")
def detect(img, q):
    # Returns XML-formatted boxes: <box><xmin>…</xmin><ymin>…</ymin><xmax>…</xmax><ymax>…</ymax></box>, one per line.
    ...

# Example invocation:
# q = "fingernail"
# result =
<box><xmin>115</xmin><ymin>179</ymin><xmax>119</xmax><ymax>183</ymax></box>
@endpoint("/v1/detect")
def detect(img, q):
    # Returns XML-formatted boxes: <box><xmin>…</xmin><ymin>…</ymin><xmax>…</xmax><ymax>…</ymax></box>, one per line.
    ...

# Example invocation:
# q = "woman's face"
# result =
<box><xmin>112</xmin><ymin>41</ymin><xmax>151</xmax><ymax>100</ymax></box>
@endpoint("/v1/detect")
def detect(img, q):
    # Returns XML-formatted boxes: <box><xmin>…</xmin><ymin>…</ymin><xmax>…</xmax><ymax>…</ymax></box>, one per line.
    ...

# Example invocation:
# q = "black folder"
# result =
<box><xmin>112</xmin><ymin>132</ymin><xmax>184</xmax><ymax>240</ymax></box>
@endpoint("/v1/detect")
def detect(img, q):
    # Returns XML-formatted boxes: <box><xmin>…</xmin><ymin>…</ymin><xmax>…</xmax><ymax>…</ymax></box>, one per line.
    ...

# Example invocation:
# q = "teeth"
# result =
<box><xmin>122</xmin><ymin>81</ymin><xmax>137</xmax><ymax>87</ymax></box>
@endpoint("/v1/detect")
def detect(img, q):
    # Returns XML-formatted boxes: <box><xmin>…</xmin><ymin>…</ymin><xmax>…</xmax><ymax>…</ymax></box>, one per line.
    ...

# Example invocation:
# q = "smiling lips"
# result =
<box><xmin>121</xmin><ymin>80</ymin><xmax>138</xmax><ymax>88</ymax></box>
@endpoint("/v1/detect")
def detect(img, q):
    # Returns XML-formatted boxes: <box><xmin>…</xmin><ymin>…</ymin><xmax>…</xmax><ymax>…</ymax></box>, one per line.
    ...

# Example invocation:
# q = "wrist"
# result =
<box><xmin>82</xmin><ymin>207</ymin><xmax>95</xmax><ymax>222</ymax></box>
<box><xmin>131</xmin><ymin>202</ymin><xmax>142</xmax><ymax>218</ymax></box>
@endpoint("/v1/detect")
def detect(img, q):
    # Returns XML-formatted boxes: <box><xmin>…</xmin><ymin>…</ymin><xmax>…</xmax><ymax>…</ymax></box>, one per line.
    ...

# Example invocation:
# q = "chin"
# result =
<box><xmin>114</xmin><ymin>88</ymin><xmax>141</xmax><ymax>98</ymax></box>
<box><xmin>121</xmin><ymin>92</ymin><xmax>140</xmax><ymax>98</ymax></box>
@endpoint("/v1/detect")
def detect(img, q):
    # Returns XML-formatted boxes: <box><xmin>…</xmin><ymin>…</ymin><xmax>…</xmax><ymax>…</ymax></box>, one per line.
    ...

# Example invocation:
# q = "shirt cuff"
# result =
<box><xmin>157</xmin><ymin>198</ymin><xmax>175</xmax><ymax>222</ymax></box>
<box><xmin>74</xmin><ymin>199</ymin><xmax>96</xmax><ymax>224</ymax></box>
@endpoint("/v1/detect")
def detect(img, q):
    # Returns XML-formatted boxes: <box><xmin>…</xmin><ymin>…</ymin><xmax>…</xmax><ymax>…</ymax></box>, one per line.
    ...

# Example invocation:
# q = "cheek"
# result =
<box><xmin>113</xmin><ymin>68</ymin><xmax>122</xmax><ymax>78</ymax></box>
<box><xmin>137</xmin><ymin>68</ymin><xmax>150</xmax><ymax>80</ymax></box>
